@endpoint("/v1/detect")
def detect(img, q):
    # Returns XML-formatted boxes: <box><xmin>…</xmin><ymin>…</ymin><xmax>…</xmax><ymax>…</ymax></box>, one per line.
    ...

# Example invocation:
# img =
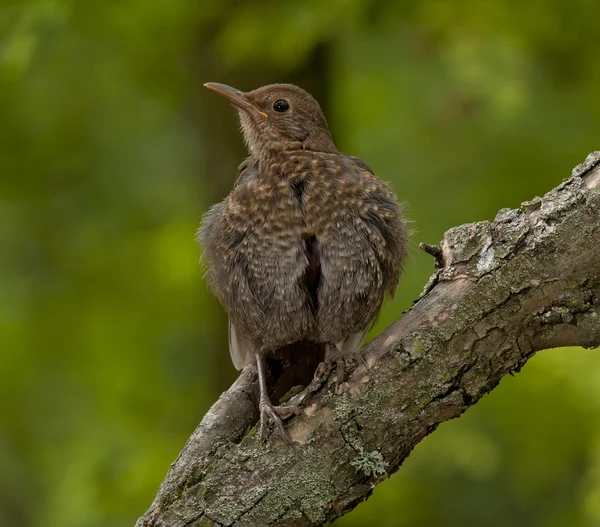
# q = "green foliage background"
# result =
<box><xmin>1</xmin><ymin>1</ymin><xmax>599</xmax><ymax>526</ymax></box>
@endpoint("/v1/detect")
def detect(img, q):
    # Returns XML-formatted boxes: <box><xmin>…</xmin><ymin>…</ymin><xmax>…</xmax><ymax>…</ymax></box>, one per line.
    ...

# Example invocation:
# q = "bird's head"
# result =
<box><xmin>204</xmin><ymin>82</ymin><xmax>337</xmax><ymax>160</ymax></box>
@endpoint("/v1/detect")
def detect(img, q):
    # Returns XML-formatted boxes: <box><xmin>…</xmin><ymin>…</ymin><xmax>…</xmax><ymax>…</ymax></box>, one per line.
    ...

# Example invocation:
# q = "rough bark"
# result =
<box><xmin>137</xmin><ymin>152</ymin><xmax>600</xmax><ymax>527</ymax></box>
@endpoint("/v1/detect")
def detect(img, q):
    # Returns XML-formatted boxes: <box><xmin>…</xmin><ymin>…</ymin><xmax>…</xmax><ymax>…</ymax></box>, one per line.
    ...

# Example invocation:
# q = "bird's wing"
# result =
<box><xmin>228</xmin><ymin>319</ymin><xmax>255</xmax><ymax>370</ymax></box>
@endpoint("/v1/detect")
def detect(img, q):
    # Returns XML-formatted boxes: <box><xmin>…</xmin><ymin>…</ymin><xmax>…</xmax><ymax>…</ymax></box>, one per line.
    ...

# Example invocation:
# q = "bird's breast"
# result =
<box><xmin>232</xmin><ymin>154</ymin><xmax>363</xmax><ymax>242</ymax></box>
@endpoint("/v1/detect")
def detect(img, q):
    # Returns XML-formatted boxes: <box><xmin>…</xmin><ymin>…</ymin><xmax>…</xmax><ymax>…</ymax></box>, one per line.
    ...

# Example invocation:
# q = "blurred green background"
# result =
<box><xmin>1</xmin><ymin>1</ymin><xmax>600</xmax><ymax>526</ymax></box>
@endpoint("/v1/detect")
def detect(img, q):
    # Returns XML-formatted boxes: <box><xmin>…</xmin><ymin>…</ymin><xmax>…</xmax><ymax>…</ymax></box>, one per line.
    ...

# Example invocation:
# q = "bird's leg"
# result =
<box><xmin>327</xmin><ymin>343</ymin><xmax>345</xmax><ymax>394</ymax></box>
<box><xmin>255</xmin><ymin>353</ymin><xmax>304</xmax><ymax>445</ymax></box>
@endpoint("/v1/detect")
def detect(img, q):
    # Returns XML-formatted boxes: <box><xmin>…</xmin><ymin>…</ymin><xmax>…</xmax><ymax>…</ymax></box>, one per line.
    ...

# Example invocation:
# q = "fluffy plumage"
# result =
<box><xmin>198</xmin><ymin>82</ymin><xmax>407</xmax><ymax>442</ymax></box>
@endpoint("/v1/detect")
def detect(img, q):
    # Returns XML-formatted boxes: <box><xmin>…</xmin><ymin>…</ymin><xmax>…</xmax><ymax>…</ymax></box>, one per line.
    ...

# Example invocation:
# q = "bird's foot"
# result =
<box><xmin>326</xmin><ymin>344</ymin><xmax>347</xmax><ymax>394</ymax></box>
<box><xmin>322</xmin><ymin>346</ymin><xmax>369</xmax><ymax>394</ymax></box>
<box><xmin>313</xmin><ymin>361</ymin><xmax>330</xmax><ymax>380</ymax></box>
<box><xmin>258</xmin><ymin>397</ymin><xmax>304</xmax><ymax>446</ymax></box>
<box><xmin>331</xmin><ymin>355</ymin><xmax>346</xmax><ymax>394</ymax></box>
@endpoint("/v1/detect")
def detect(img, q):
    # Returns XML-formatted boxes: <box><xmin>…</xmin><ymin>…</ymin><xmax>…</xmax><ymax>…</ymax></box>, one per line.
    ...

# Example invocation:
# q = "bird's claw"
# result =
<box><xmin>313</xmin><ymin>361</ymin><xmax>330</xmax><ymax>381</ymax></box>
<box><xmin>325</xmin><ymin>348</ymin><xmax>369</xmax><ymax>394</ymax></box>
<box><xmin>258</xmin><ymin>399</ymin><xmax>304</xmax><ymax>446</ymax></box>
<box><xmin>331</xmin><ymin>356</ymin><xmax>346</xmax><ymax>394</ymax></box>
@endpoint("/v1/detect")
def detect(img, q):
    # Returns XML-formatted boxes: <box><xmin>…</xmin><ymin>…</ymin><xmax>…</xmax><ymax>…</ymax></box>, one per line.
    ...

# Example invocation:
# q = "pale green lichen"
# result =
<box><xmin>333</xmin><ymin>394</ymin><xmax>354</xmax><ymax>421</ymax></box>
<box><xmin>410</xmin><ymin>339</ymin><xmax>424</xmax><ymax>359</ymax></box>
<box><xmin>245</xmin><ymin>427</ymin><xmax>257</xmax><ymax>439</ymax></box>
<box><xmin>350</xmin><ymin>447</ymin><xmax>388</xmax><ymax>477</ymax></box>
<box><xmin>420</xmin><ymin>396</ymin><xmax>432</xmax><ymax>408</ymax></box>
<box><xmin>279</xmin><ymin>385</ymin><xmax>304</xmax><ymax>403</ymax></box>
<box><xmin>536</xmin><ymin>306</ymin><xmax>575</xmax><ymax>324</ymax></box>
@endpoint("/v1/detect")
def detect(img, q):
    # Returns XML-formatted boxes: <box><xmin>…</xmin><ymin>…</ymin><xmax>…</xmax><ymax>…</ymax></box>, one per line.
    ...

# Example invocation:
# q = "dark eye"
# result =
<box><xmin>273</xmin><ymin>99</ymin><xmax>289</xmax><ymax>112</ymax></box>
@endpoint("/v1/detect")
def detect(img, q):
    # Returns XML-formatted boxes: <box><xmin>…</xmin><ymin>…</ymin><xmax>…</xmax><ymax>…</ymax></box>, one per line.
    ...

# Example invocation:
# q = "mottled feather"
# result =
<box><xmin>198</xmin><ymin>83</ymin><xmax>407</xmax><ymax>374</ymax></box>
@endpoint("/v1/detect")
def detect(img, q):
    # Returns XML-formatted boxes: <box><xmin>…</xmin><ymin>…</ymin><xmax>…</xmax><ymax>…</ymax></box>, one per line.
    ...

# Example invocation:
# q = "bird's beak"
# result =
<box><xmin>204</xmin><ymin>82</ymin><xmax>269</xmax><ymax>119</ymax></box>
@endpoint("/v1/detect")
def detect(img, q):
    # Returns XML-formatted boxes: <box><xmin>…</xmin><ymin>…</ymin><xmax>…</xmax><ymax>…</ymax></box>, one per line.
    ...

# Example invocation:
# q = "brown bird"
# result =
<box><xmin>199</xmin><ymin>82</ymin><xmax>407</xmax><ymax>444</ymax></box>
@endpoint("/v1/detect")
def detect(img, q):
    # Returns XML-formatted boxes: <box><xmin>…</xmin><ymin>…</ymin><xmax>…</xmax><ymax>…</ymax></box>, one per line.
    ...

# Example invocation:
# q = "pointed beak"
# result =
<box><xmin>204</xmin><ymin>82</ymin><xmax>269</xmax><ymax>119</ymax></box>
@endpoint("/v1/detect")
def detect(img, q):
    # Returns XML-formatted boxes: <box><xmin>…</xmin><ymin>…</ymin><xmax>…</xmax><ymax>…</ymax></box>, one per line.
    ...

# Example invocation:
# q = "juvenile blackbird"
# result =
<box><xmin>199</xmin><ymin>82</ymin><xmax>407</xmax><ymax>444</ymax></box>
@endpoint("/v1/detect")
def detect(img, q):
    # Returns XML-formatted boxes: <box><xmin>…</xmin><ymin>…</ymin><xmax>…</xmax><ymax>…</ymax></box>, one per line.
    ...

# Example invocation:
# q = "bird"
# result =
<box><xmin>198</xmin><ymin>82</ymin><xmax>407</xmax><ymax>444</ymax></box>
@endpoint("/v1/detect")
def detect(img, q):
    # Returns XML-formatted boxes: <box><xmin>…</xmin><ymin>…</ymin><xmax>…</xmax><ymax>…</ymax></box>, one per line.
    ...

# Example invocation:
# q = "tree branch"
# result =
<box><xmin>136</xmin><ymin>152</ymin><xmax>600</xmax><ymax>527</ymax></box>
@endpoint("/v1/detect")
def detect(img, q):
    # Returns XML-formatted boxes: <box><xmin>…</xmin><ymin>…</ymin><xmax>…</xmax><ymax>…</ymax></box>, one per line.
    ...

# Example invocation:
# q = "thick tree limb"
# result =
<box><xmin>137</xmin><ymin>152</ymin><xmax>600</xmax><ymax>527</ymax></box>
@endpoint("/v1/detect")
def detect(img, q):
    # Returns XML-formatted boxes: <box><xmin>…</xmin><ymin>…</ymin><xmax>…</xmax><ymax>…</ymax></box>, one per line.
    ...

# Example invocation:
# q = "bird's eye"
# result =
<box><xmin>273</xmin><ymin>99</ymin><xmax>289</xmax><ymax>113</ymax></box>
